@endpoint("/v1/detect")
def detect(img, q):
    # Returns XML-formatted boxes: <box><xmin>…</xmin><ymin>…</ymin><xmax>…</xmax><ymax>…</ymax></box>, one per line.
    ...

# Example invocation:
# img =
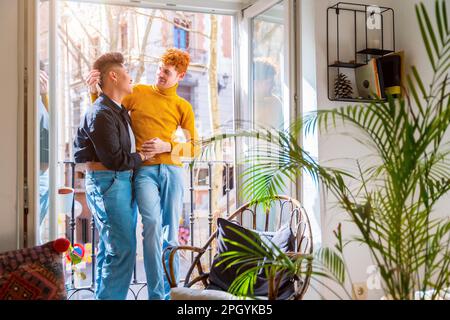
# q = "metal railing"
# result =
<box><xmin>63</xmin><ymin>160</ymin><xmax>234</xmax><ymax>300</ymax></box>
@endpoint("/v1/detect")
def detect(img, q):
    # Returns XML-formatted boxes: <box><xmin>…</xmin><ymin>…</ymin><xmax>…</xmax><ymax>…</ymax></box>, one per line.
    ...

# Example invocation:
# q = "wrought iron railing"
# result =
<box><xmin>62</xmin><ymin>160</ymin><xmax>234</xmax><ymax>300</ymax></box>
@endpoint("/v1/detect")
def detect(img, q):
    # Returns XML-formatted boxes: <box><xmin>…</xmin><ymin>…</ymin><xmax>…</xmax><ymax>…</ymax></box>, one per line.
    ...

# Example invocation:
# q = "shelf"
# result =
<box><xmin>330</xmin><ymin>97</ymin><xmax>387</xmax><ymax>103</ymax></box>
<box><xmin>357</xmin><ymin>48</ymin><xmax>394</xmax><ymax>55</ymax></box>
<box><xmin>329</xmin><ymin>62</ymin><xmax>366</xmax><ymax>68</ymax></box>
<box><xmin>328</xmin><ymin>2</ymin><xmax>393</xmax><ymax>14</ymax></box>
<box><xmin>327</xmin><ymin>2</ymin><xmax>395</xmax><ymax>103</ymax></box>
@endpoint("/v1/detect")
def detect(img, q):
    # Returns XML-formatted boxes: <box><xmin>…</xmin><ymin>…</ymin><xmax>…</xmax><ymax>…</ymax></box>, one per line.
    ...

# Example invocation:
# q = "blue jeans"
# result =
<box><xmin>85</xmin><ymin>170</ymin><xmax>137</xmax><ymax>300</ymax></box>
<box><xmin>39</xmin><ymin>169</ymin><xmax>49</xmax><ymax>227</ymax></box>
<box><xmin>134</xmin><ymin>164</ymin><xmax>184</xmax><ymax>300</ymax></box>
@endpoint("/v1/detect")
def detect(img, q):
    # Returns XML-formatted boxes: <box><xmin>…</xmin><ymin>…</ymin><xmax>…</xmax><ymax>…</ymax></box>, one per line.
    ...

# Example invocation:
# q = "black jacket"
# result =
<box><xmin>74</xmin><ymin>93</ymin><xmax>142</xmax><ymax>171</ymax></box>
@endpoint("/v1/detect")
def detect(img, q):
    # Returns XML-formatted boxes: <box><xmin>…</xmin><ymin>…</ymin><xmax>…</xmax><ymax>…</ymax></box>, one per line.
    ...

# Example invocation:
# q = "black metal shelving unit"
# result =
<box><xmin>327</xmin><ymin>2</ymin><xmax>395</xmax><ymax>102</ymax></box>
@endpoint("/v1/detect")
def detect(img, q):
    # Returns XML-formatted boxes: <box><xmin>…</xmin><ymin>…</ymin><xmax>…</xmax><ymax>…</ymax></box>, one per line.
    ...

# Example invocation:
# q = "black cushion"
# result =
<box><xmin>207</xmin><ymin>218</ymin><xmax>297</xmax><ymax>299</ymax></box>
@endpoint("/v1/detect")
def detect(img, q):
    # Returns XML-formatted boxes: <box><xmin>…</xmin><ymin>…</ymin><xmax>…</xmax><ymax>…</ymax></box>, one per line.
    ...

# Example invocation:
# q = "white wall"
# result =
<box><xmin>0</xmin><ymin>0</ymin><xmax>18</xmax><ymax>252</ymax></box>
<box><xmin>309</xmin><ymin>0</ymin><xmax>448</xmax><ymax>299</ymax></box>
<box><xmin>393</xmin><ymin>0</ymin><xmax>434</xmax><ymax>86</ymax></box>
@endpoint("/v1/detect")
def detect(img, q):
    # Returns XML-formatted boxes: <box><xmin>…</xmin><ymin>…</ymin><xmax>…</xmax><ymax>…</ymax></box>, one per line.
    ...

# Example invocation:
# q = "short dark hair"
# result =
<box><xmin>93</xmin><ymin>52</ymin><xmax>124</xmax><ymax>87</ymax></box>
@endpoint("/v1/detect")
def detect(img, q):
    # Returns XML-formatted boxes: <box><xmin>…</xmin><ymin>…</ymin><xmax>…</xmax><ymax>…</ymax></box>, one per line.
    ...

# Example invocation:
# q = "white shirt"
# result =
<box><xmin>112</xmin><ymin>99</ymin><xmax>136</xmax><ymax>153</ymax></box>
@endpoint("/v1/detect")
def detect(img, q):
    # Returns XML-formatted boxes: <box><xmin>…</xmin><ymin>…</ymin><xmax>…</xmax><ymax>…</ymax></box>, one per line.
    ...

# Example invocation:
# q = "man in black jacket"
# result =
<box><xmin>74</xmin><ymin>52</ymin><xmax>151</xmax><ymax>300</ymax></box>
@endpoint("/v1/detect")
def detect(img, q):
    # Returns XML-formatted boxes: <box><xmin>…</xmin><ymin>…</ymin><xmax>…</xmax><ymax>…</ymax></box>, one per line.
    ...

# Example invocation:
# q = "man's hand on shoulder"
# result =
<box><xmin>39</xmin><ymin>70</ymin><xmax>49</xmax><ymax>95</ymax></box>
<box><xmin>86</xmin><ymin>69</ymin><xmax>101</xmax><ymax>94</ymax></box>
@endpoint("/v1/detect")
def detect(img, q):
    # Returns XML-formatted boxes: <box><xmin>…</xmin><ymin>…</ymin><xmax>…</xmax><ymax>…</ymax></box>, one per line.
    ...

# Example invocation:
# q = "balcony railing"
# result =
<box><xmin>62</xmin><ymin>160</ymin><xmax>234</xmax><ymax>300</ymax></box>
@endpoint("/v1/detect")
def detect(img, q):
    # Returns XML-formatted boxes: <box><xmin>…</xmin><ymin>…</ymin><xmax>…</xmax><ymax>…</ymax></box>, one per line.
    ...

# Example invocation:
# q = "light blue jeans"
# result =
<box><xmin>39</xmin><ymin>169</ymin><xmax>49</xmax><ymax>226</ymax></box>
<box><xmin>85</xmin><ymin>170</ymin><xmax>137</xmax><ymax>300</ymax></box>
<box><xmin>134</xmin><ymin>164</ymin><xmax>184</xmax><ymax>300</ymax></box>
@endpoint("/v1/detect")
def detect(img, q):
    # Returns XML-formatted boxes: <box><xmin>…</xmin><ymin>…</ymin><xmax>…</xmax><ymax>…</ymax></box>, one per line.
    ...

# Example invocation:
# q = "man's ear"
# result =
<box><xmin>108</xmin><ymin>70</ymin><xmax>118</xmax><ymax>83</ymax></box>
<box><xmin>177</xmin><ymin>72</ymin><xmax>186</xmax><ymax>81</ymax></box>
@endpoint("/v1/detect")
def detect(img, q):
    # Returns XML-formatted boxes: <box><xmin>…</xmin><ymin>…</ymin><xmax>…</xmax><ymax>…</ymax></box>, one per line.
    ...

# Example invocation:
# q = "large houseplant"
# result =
<box><xmin>201</xmin><ymin>0</ymin><xmax>449</xmax><ymax>300</ymax></box>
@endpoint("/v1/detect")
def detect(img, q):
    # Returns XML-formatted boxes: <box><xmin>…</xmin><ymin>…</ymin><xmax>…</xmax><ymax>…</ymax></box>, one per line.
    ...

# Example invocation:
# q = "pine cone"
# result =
<box><xmin>334</xmin><ymin>73</ymin><xmax>353</xmax><ymax>99</ymax></box>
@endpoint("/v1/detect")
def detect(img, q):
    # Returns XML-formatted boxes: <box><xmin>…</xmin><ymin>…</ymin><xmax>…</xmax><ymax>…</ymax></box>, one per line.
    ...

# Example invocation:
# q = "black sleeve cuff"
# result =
<box><xmin>131</xmin><ymin>152</ymin><xmax>143</xmax><ymax>169</ymax></box>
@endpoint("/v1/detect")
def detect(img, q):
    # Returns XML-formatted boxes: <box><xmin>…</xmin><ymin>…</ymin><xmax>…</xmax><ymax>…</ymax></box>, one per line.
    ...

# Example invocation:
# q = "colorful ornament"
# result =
<box><xmin>66</xmin><ymin>243</ymin><xmax>85</xmax><ymax>265</ymax></box>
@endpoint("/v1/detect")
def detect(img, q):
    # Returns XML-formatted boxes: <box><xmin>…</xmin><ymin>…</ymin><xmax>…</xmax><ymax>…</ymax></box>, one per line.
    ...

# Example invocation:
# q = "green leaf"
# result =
<box><xmin>416</xmin><ymin>4</ymin><xmax>437</xmax><ymax>70</ymax></box>
<box><xmin>421</xmin><ymin>3</ymin><xmax>440</xmax><ymax>56</ymax></box>
<box><xmin>314</xmin><ymin>248</ymin><xmax>346</xmax><ymax>284</ymax></box>
<box><xmin>412</xmin><ymin>66</ymin><xmax>428</xmax><ymax>102</ymax></box>
<box><xmin>407</xmin><ymin>75</ymin><xmax>425</xmax><ymax>117</ymax></box>
<box><xmin>436</xmin><ymin>0</ymin><xmax>445</xmax><ymax>44</ymax></box>
<box><xmin>443</xmin><ymin>0</ymin><xmax>449</xmax><ymax>34</ymax></box>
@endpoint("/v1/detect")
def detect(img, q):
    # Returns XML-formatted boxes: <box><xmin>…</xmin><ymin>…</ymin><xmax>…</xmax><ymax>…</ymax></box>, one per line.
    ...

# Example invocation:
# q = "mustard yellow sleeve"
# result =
<box><xmin>122</xmin><ymin>86</ymin><xmax>138</xmax><ymax>111</ymax></box>
<box><xmin>90</xmin><ymin>92</ymin><xmax>98</xmax><ymax>103</ymax></box>
<box><xmin>170</xmin><ymin>101</ymin><xmax>200</xmax><ymax>159</ymax></box>
<box><xmin>41</xmin><ymin>94</ymin><xmax>49</xmax><ymax>112</ymax></box>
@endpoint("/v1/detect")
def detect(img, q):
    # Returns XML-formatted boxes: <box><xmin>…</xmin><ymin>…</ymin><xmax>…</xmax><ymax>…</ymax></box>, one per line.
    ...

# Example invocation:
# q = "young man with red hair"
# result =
<box><xmin>87</xmin><ymin>48</ymin><xmax>198</xmax><ymax>300</ymax></box>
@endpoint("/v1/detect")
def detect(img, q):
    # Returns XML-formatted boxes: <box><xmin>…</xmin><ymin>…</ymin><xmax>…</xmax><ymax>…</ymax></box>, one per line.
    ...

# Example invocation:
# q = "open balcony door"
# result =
<box><xmin>236</xmin><ymin>0</ymin><xmax>299</xmax><ymax>211</ymax></box>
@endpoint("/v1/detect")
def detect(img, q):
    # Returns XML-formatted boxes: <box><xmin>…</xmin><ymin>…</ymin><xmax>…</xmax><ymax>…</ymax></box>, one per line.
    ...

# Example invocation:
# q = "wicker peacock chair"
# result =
<box><xmin>163</xmin><ymin>195</ymin><xmax>313</xmax><ymax>300</ymax></box>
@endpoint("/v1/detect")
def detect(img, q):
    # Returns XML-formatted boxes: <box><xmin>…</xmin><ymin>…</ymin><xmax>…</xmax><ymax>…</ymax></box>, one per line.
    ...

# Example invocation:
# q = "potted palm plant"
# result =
<box><xmin>201</xmin><ymin>0</ymin><xmax>449</xmax><ymax>300</ymax></box>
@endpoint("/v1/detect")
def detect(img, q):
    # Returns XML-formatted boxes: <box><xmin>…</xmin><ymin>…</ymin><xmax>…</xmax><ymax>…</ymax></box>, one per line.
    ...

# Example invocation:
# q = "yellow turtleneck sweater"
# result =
<box><xmin>91</xmin><ymin>83</ymin><xmax>198</xmax><ymax>167</ymax></box>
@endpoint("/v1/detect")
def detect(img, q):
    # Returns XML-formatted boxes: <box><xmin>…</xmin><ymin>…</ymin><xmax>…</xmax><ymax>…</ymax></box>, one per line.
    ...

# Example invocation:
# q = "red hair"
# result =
<box><xmin>161</xmin><ymin>48</ymin><xmax>190</xmax><ymax>74</ymax></box>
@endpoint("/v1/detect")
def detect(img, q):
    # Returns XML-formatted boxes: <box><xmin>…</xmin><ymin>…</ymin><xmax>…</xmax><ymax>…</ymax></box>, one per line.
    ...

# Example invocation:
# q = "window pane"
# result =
<box><xmin>250</xmin><ymin>1</ymin><xmax>290</xmax><ymax>231</ymax></box>
<box><xmin>252</xmin><ymin>1</ymin><xmax>286</xmax><ymax>131</ymax></box>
